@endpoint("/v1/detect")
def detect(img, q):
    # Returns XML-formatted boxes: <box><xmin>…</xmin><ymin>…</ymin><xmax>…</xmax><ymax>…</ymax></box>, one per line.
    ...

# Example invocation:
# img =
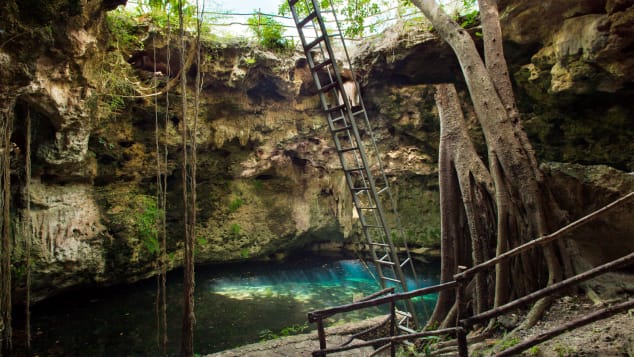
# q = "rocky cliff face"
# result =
<box><xmin>0</xmin><ymin>0</ymin><xmax>632</xmax><ymax>301</ymax></box>
<box><xmin>501</xmin><ymin>0</ymin><xmax>634</xmax><ymax>171</ymax></box>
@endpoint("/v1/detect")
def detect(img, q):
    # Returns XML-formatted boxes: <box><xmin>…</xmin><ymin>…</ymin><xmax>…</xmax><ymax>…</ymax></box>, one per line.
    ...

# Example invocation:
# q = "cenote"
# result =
<box><xmin>29</xmin><ymin>255</ymin><xmax>440</xmax><ymax>356</ymax></box>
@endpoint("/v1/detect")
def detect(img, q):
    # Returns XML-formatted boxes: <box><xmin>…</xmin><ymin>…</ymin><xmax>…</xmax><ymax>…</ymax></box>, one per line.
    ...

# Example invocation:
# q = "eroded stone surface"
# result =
<box><xmin>0</xmin><ymin>0</ymin><xmax>632</xmax><ymax>301</ymax></box>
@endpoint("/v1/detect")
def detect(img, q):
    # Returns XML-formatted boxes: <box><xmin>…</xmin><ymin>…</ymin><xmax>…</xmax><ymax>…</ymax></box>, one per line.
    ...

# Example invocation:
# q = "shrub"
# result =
<box><xmin>247</xmin><ymin>13</ymin><xmax>289</xmax><ymax>50</ymax></box>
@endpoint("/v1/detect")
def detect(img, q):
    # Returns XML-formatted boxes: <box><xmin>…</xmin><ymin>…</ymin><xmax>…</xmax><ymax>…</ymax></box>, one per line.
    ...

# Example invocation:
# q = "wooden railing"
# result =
<box><xmin>308</xmin><ymin>192</ymin><xmax>634</xmax><ymax>357</ymax></box>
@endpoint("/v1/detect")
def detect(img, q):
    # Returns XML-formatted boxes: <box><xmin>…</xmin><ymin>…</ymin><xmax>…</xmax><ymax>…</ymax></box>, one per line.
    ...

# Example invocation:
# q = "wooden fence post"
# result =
<box><xmin>316</xmin><ymin>319</ymin><xmax>326</xmax><ymax>356</ymax></box>
<box><xmin>456</xmin><ymin>266</ymin><xmax>469</xmax><ymax>357</ymax></box>
<box><xmin>390</xmin><ymin>301</ymin><xmax>396</xmax><ymax>357</ymax></box>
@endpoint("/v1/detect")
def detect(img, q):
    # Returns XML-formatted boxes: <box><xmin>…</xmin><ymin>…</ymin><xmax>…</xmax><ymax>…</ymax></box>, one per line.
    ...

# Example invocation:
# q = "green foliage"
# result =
<box><xmin>279</xmin><ymin>322</ymin><xmax>309</xmax><ymax>336</ymax></box>
<box><xmin>93</xmin><ymin>10</ymin><xmax>143</xmax><ymax>120</ymax></box>
<box><xmin>396</xmin><ymin>342</ymin><xmax>421</xmax><ymax>356</ymax></box>
<box><xmin>278</xmin><ymin>0</ymin><xmax>382</xmax><ymax>38</ymax></box>
<box><xmin>247</xmin><ymin>13</ymin><xmax>290</xmax><ymax>50</ymax></box>
<box><xmin>259</xmin><ymin>322</ymin><xmax>308</xmax><ymax>341</ymax></box>
<box><xmin>228</xmin><ymin>197</ymin><xmax>244</xmax><ymax>213</ymax></box>
<box><xmin>399</xmin><ymin>227</ymin><xmax>441</xmax><ymax>247</ymax></box>
<box><xmin>527</xmin><ymin>346</ymin><xmax>541</xmax><ymax>356</ymax></box>
<box><xmin>553</xmin><ymin>343</ymin><xmax>576</xmax><ymax>357</ymax></box>
<box><xmin>196</xmin><ymin>236</ymin><xmax>208</xmax><ymax>247</ymax></box>
<box><xmin>240</xmin><ymin>248</ymin><xmax>249</xmax><ymax>258</ymax></box>
<box><xmin>462</xmin><ymin>0</ymin><xmax>477</xmax><ymax>9</ymax></box>
<box><xmin>106</xmin><ymin>8</ymin><xmax>144</xmax><ymax>52</ymax></box>
<box><xmin>230</xmin><ymin>223</ymin><xmax>241</xmax><ymax>236</ymax></box>
<box><xmin>135</xmin><ymin>196</ymin><xmax>161</xmax><ymax>255</ymax></box>
<box><xmin>135</xmin><ymin>0</ymin><xmax>198</xmax><ymax>29</ymax></box>
<box><xmin>252</xmin><ymin>179</ymin><xmax>263</xmax><ymax>191</ymax></box>
<box><xmin>421</xmin><ymin>336</ymin><xmax>441</xmax><ymax>356</ymax></box>
<box><xmin>244</xmin><ymin>56</ymin><xmax>256</xmax><ymax>66</ymax></box>
<box><xmin>496</xmin><ymin>335</ymin><xmax>521</xmax><ymax>350</ymax></box>
<box><xmin>341</xmin><ymin>0</ymin><xmax>381</xmax><ymax>38</ymax></box>
<box><xmin>258</xmin><ymin>328</ymin><xmax>276</xmax><ymax>341</ymax></box>
<box><xmin>458</xmin><ymin>9</ymin><xmax>479</xmax><ymax>28</ymax></box>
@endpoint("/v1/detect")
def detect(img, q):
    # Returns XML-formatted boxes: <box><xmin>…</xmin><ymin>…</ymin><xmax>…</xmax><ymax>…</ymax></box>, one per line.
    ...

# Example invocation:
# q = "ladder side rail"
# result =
<box><xmin>306</xmin><ymin>0</ymin><xmax>397</xmax><ymax>293</ymax></box>
<box><xmin>289</xmin><ymin>0</ymin><xmax>419</xmax><ymax>327</ymax></box>
<box><xmin>309</xmin><ymin>0</ymin><xmax>412</xmax><ymax>299</ymax></box>
<box><xmin>320</xmin><ymin>0</ymin><xmax>420</xmax><ymax>324</ymax></box>
<box><xmin>333</xmin><ymin>133</ymin><xmax>389</xmax><ymax>288</ymax></box>
<box><xmin>320</xmin><ymin>0</ymin><xmax>408</xmax><ymax>240</ymax></box>
<box><xmin>290</xmin><ymin>2</ymin><xmax>385</xmax><ymax>278</ymax></box>
<box><xmin>325</xmin><ymin>0</ymin><xmax>420</xmax><ymax>285</ymax></box>
<box><xmin>291</xmin><ymin>3</ymin><xmax>381</xmax><ymax>282</ymax></box>
<box><xmin>317</xmin><ymin>22</ymin><xmax>400</xmax><ymax>270</ymax></box>
<box><xmin>321</xmin><ymin>0</ymin><xmax>410</xmax><ymax>270</ymax></box>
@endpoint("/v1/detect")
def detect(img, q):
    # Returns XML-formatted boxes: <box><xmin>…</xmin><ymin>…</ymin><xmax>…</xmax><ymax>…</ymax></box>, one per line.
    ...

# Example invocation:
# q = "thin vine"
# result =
<box><xmin>25</xmin><ymin>107</ymin><xmax>32</xmax><ymax>352</ymax></box>
<box><xmin>1</xmin><ymin>108</ymin><xmax>13</xmax><ymax>354</ymax></box>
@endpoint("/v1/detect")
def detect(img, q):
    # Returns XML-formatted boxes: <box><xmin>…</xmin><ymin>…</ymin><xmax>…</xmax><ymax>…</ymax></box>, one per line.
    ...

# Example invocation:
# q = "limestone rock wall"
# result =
<box><xmin>502</xmin><ymin>0</ymin><xmax>634</xmax><ymax>170</ymax></box>
<box><xmin>0</xmin><ymin>0</ymin><xmax>632</xmax><ymax>301</ymax></box>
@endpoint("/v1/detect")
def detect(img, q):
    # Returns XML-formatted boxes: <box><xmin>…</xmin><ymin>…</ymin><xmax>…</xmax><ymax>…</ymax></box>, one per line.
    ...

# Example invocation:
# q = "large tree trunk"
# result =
<box><xmin>432</xmin><ymin>84</ymin><xmax>496</xmax><ymax>326</ymax></box>
<box><xmin>411</xmin><ymin>0</ymin><xmax>567</xmax><ymax>327</ymax></box>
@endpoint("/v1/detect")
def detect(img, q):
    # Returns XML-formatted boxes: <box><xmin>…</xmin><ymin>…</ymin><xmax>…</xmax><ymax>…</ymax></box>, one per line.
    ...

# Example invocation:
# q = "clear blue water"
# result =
<box><xmin>30</xmin><ymin>256</ymin><xmax>439</xmax><ymax>356</ymax></box>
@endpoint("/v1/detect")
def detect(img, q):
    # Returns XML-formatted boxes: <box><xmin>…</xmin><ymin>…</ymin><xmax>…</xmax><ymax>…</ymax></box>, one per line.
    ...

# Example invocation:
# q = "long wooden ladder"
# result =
<box><xmin>288</xmin><ymin>0</ymin><xmax>420</xmax><ymax>330</ymax></box>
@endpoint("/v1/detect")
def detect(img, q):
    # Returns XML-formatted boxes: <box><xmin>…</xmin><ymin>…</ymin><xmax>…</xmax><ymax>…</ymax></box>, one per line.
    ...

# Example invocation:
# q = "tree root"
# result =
<box><xmin>516</xmin><ymin>295</ymin><xmax>553</xmax><ymax>330</ymax></box>
<box><xmin>584</xmin><ymin>286</ymin><xmax>604</xmax><ymax>306</ymax></box>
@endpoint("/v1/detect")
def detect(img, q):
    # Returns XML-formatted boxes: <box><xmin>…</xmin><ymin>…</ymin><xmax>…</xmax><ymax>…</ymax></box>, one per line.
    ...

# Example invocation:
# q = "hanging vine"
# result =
<box><xmin>24</xmin><ymin>107</ymin><xmax>32</xmax><ymax>352</ymax></box>
<box><xmin>0</xmin><ymin>108</ymin><xmax>13</xmax><ymax>354</ymax></box>
<box><xmin>160</xmin><ymin>20</ymin><xmax>171</xmax><ymax>356</ymax></box>
<box><xmin>178</xmin><ymin>0</ymin><xmax>197</xmax><ymax>354</ymax></box>
<box><xmin>152</xmin><ymin>27</ymin><xmax>170</xmax><ymax>356</ymax></box>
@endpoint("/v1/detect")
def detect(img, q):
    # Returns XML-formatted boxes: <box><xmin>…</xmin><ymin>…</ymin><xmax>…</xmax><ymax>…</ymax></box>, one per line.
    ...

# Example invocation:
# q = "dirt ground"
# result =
<box><xmin>208</xmin><ymin>292</ymin><xmax>633</xmax><ymax>357</ymax></box>
<box><xmin>470</xmin><ymin>294</ymin><xmax>634</xmax><ymax>356</ymax></box>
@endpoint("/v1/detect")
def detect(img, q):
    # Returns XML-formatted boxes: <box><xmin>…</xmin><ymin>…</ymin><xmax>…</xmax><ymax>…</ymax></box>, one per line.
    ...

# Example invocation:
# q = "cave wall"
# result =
<box><xmin>0</xmin><ymin>0</ymin><xmax>632</xmax><ymax>301</ymax></box>
<box><xmin>503</xmin><ymin>0</ymin><xmax>634</xmax><ymax>171</ymax></box>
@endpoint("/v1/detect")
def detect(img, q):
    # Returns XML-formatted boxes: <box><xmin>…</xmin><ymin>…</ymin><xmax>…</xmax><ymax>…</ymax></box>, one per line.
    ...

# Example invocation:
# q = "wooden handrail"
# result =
<box><xmin>308</xmin><ymin>280</ymin><xmax>458</xmax><ymax>322</ymax></box>
<box><xmin>497</xmin><ymin>298</ymin><xmax>634</xmax><ymax>356</ymax></box>
<box><xmin>455</xmin><ymin>192</ymin><xmax>633</xmax><ymax>281</ymax></box>
<box><xmin>463</xmin><ymin>251</ymin><xmax>634</xmax><ymax>326</ymax></box>
<box><xmin>358</xmin><ymin>287</ymin><xmax>394</xmax><ymax>302</ymax></box>
<box><xmin>312</xmin><ymin>327</ymin><xmax>461</xmax><ymax>356</ymax></box>
<box><xmin>308</xmin><ymin>192</ymin><xmax>634</xmax><ymax>356</ymax></box>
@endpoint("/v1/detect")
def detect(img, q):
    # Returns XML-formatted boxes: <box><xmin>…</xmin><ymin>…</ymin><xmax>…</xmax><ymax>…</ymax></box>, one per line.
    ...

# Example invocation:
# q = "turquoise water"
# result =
<box><xmin>30</xmin><ymin>256</ymin><xmax>439</xmax><ymax>356</ymax></box>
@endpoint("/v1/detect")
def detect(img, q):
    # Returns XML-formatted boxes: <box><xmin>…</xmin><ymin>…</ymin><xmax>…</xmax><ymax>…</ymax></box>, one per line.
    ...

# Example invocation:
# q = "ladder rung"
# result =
<box><xmin>363</xmin><ymin>224</ymin><xmax>383</xmax><ymax>229</ymax></box>
<box><xmin>327</xmin><ymin>104</ymin><xmax>346</xmax><ymax>113</ymax></box>
<box><xmin>312</xmin><ymin>58</ymin><xmax>333</xmax><ymax>72</ymax></box>
<box><xmin>377</xmin><ymin>259</ymin><xmax>395</xmax><ymax>266</ymax></box>
<box><xmin>319</xmin><ymin>81</ymin><xmax>339</xmax><ymax>93</ymax></box>
<box><xmin>377</xmin><ymin>186</ymin><xmax>388</xmax><ymax>195</ymax></box>
<box><xmin>298</xmin><ymin>11</ymin><xmax>318</xmax><ymax>28</ymax></box>
<box><xmin>338</xmin><ymin>146</ymin><xmax>358</xmax><ymax>153</ymax></box>
<box><xmin>344</xmin><ymin>166</ymin><xmax>364</xmax><ymax>173</ymax></box>
<box><xmin>400</xmin><ymin>257</ymin><xmax>411</xmax><ymax>268</ymax></box>
<box><xmin>331</xmin><ymin>125</ymin><xmax>352</xmax><ymax>133</ymax></box>
<box><xmin>358</xmin><ymin>207</ymin><xmax>377</xmax><ymax>210</ymax></box>
<box><xmin>382</xmin><ymin>276</ymin><xmax>401</xmax><ymax>283</ymax></box>
<box><xmin>396</xmin><ymin>310</ymin><xmax>412</xmax><ymax>318</ymax></box>
<box><xmin>398</xmin><ymin>325</ymin><xmax>417</xmax><ymax>334</ymax></box>
<box><xmin>305</xmin><ymin>35</ymin><xmax>325</xmax><ymax>51</ymax></box>
<box><xmin>350</xmin><ymin>186</ymin><xmax>369</xmax><ymax>192</ymax></box>
<box><xmin>352</xmin><ymin>108</ymin><xmax>366</xmax><ymax>116</ymax></box>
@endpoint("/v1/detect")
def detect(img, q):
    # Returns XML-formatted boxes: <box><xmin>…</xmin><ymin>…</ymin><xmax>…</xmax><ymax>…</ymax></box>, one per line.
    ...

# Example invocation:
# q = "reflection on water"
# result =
<box><xmin>30</xmin><ymin>256</ymin><xmax>439</xmax><ymax>356</ymax></box>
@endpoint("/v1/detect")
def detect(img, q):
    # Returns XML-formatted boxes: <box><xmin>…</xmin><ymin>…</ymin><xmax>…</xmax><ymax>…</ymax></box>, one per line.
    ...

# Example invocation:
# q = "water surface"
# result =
<box><xmin>31</xmin><ymin>255</ymin><xmax>439</xmax><ymax>356</ymax></box>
